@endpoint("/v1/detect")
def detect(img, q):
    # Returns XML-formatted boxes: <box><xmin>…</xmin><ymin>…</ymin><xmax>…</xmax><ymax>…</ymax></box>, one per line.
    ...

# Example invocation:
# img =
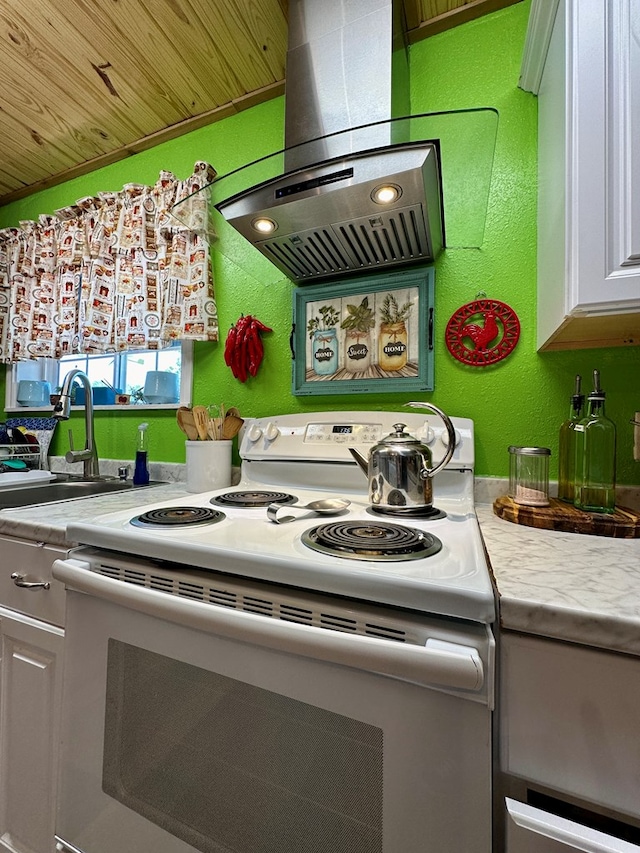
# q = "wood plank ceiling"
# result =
<box><xmin>0</xmin><ymin>0</ymin><xmax>520</xmax><ymax>208</ymax></box>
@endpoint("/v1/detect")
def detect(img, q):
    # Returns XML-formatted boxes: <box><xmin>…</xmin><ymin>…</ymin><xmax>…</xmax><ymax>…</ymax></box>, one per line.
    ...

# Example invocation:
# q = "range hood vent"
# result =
<box><xmin>217</xmin><ymin>141</ymin><xmax>443</xmax><ymax>282</ymax></box>
<box><xmin>169</xmin><ymin>1</ymin><xmax>498</xmax><ymax>285</ymax></box>
<box><xmin>261</xmin><ymin>204</ymin><xmax>431</xmax><ymax>282</ymax></box>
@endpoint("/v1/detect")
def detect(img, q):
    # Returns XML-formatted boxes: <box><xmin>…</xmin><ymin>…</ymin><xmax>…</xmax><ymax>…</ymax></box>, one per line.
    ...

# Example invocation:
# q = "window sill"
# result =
<box><xmin>5</xmin><ymin>403</ymin><xmax>187</xmax><ymax>414</ymax></box>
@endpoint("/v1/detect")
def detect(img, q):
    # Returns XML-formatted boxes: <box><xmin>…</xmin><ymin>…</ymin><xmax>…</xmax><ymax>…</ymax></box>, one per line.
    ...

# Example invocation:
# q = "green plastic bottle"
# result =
<box><xmin>557</xmin><ymin>375</ymin><xmax>584</xmax><ymax>502</ymax></box>
<box><xmin>574</xmin><ymin>370</ymin><xmax>616</xmax><ymax>513</ymax></box>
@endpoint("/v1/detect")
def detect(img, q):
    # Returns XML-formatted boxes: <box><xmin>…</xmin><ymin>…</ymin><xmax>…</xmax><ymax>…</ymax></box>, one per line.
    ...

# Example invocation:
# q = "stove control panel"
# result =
<box><xmin>240</xmin><ymin>411</ymin><xmax>474</xmax><ymax>468</ymax></box>
<box><xmin>305</xmin><ymin>422</ymin><xmax>383</xmax><ymax>444</ymax></box>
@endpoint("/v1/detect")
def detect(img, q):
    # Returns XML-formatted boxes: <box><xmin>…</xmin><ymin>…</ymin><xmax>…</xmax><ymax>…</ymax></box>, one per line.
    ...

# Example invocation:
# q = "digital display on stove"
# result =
<box><xmin>332</xmin><ymin>425</ymin><xmax>353</xmax><ymax>434</ymax></box>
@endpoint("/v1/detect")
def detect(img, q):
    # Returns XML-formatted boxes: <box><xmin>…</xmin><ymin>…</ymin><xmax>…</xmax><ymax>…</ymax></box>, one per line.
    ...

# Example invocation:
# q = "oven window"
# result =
<box><xmin>103</xmin><ymin>640</ymin><xmax>383</xmax><ymax>853</ymax></box>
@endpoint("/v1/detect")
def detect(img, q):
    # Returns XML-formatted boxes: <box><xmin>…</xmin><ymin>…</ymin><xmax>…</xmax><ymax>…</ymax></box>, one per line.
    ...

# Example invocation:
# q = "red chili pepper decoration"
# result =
<box><xmin>225</xmin><ymin>314</ymin><xmax>273</xmax><ymax>382</ymax></box>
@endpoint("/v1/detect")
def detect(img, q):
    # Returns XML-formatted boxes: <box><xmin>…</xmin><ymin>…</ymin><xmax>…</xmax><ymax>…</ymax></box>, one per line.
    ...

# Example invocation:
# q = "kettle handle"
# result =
<box><xmin>404</xmin><ymin>402</ymin><xmax>456</xmax><ymax>477</ymax></box>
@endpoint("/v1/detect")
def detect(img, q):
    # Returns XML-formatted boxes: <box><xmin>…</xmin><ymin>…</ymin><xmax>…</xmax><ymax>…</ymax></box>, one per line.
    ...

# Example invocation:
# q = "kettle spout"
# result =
<box><xmin>349</xmin><ymin>447</ymin><xmax>369</xmax><ymax>476</ymax></box>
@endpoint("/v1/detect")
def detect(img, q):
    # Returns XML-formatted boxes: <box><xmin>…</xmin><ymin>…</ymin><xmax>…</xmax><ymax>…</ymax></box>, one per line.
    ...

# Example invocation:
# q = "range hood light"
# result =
<box><xmin>252</xmin><ymin>217</ymin><xmax>277</xmax><ymax>235</ymax></box>
<box><xmin>371</xmin><ymin>183</ymin><xmax>402</xmax><ymax>205</ymax></box>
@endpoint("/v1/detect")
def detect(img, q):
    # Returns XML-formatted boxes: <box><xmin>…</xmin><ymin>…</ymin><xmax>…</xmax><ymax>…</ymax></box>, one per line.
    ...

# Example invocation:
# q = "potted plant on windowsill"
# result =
<box><xmin>50</xmin><ymin>379</ymin><xmax>82</xmax><ymax>406</ymax></box>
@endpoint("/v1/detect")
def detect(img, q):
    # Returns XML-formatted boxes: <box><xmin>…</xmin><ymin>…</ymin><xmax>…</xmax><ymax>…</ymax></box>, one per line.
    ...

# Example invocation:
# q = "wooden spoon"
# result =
<box><xmin>192</xmin><ymin>405</ymin><xmax>210</xmax><ymax>441</ymax></box>
<box><xmin>222</xmin><ymin>414</ymin><xmax>244</xmax><ymax>439</ymax></box>
<box><xmin>176</xmin><ymin>407</ymin><xmax>199</xmax><ymax>441</ymax></box>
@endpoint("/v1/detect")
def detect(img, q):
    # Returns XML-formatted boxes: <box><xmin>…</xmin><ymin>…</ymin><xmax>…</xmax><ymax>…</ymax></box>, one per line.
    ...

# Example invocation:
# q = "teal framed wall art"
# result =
<box><xmin>291</xmin><ymin>267</ymin><xmax>435</xmax><ymax>396</ymax></box>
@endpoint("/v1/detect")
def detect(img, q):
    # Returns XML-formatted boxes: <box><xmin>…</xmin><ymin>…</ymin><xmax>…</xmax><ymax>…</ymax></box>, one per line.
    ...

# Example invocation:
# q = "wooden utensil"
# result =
<box><xmin>207</xmin><ymin>417</ymin><xmax>223</xmax><ymax>440</ymax></box>
<box><xmin>176</xmin><ymin>407</ymin><xmax>199</xmax><ymax>441</ymax></box>
<box><xmin>192</xmin><ymin>405</ymin><xmax>210</xmax><ymax>441</ymax></box>
<box><xmin>221</xmin><ymin>414</ymin><xmax>244</xmax><ymax>439</ymax></box>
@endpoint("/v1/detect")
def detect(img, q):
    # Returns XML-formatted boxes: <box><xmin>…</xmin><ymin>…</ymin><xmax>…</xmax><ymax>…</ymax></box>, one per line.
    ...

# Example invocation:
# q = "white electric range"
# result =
<box><xmin>53</xmin><ymin>410</ymin><xmax>497</xmax><ymax>853</ymax></box>
<box><xmin>65</xmin><ymin>410</ymin><xmax>496</xmax><ymax>624</ymax></box>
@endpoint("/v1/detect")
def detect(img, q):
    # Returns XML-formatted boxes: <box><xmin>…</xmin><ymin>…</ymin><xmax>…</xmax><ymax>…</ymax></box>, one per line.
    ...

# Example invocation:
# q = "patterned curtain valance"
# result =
<box><xmin>0</xmin><ymin>161</ymin><xmax>218</xmax><ymax>364</ymax></box>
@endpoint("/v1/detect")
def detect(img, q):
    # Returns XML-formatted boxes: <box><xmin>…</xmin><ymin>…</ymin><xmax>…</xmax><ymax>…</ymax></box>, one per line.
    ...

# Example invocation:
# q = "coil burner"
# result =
<box><xmin>368</xmin><ymin>505</ymin><xmax>447</xmax><ymax>520</ymax></box>
<box><xmin>131</xmin><ymin>506</ymin><xmax>226</xmax><ymax>528</ymax></box>
<box><xmin>302</xmin><ymin>520</ymin><xmax>442</xmax><ymax>562</ymax></box>
<box><xmin>210</xmin><ymin>490</ymin><xmax>297</xmax><ymax>508</ymax></box>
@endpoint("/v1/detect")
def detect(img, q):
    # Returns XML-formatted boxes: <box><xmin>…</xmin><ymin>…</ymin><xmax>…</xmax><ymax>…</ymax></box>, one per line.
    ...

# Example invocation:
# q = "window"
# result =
<box><xmin>4</xmin><ymin>342</ymin><xmax>193</xmax><ymax>411</ymax></box>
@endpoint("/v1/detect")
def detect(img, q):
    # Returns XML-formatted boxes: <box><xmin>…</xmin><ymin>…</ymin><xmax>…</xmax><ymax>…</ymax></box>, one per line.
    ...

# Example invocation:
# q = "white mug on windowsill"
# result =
<box><xmin>185</xmin><ymin>440</ymin><xmax>232</xmax><ymax>493</ymax></box>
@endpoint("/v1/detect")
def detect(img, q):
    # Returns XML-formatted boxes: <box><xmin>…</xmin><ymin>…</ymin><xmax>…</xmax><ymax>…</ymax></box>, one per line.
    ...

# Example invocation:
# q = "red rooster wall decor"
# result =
<box><xmin>445</xmin><ymin>298</ymin><xmax>520</xmax><ymax>366</ymax></box>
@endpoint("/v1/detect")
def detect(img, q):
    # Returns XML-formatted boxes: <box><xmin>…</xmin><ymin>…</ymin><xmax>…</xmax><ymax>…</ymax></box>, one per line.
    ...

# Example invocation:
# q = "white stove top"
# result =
<box><xmin>66</xmin><ymin>411</ymin><xmax>496</xmax><ymax>624</ymax></box>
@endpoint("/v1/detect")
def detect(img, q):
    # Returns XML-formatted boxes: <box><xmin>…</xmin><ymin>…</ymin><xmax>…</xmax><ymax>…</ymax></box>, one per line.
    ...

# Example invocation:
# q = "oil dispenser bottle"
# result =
<box><xmin>133</xmin><ymin>422</ymin><xmax>150</xmax><ymax>486</ymax></box>
<box><xmin>574</xmin><ymin>370</ymin><xmax>616</xmax><ymax>513</ymax></box>
<box><xmin>557</xmin><ymin>374</ymin><xmax>584</xmax><ymax>502</ymax></box>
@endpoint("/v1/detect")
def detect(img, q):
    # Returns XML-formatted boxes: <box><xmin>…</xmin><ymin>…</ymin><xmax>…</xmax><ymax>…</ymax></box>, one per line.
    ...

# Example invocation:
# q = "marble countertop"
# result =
<box><xmin>0</xmin><ymin>479</ymin><xmax>638</xmax><ymax>657</ymax></box>
<box><xmin>477</xmin><ymin>504</ymin><xmax>640</xmax><ymax>657</ymax></box>
<box><xmin>0</xmin><ymin>482</ymin><xmax>188</xmax><ymax>546</ymax></box>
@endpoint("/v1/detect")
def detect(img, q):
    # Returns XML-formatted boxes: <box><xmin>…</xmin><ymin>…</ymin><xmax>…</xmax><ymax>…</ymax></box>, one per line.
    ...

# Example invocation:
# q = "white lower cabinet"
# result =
<box><xmin>505</xmin><ymin>798</ymin><xmax>640</xmax><ymax>852</ymax></box>
<box><xmin>0</xmin><ymin>608</ymin><xmax>64</xmax><ymax>853</ymax></box>
<box><xmin>500</xmin><ymin>632</ymin><xmax>640</xmax><ymax>852</ymax></box>
<box><xmin>0</xmin><ymin>534</ymin><xmax>67</xmax><ymax>853</ymax></box>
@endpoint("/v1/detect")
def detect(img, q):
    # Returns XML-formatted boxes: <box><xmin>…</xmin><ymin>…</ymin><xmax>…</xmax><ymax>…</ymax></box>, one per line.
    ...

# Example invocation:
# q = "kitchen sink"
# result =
<box><xmin>0</xmin><ymin>478</ymin><xmax>162</xmax><ymax>509</ymax></box>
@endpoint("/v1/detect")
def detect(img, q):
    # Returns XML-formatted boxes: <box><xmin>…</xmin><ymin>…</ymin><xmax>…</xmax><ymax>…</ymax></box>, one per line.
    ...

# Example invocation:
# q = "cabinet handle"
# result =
<box><xmin>10</xmin><ymin>572</ymin><xmax>50</xmax><ymax>590</ymax></box>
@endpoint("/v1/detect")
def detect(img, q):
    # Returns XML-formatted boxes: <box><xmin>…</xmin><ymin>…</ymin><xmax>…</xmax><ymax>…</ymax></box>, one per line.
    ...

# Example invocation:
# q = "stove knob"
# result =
<box><xmin>247</xmin><ymin>424</ymin><xmax>263</xmax><ymax>442</ymax></box>
<box><xmin>264</xmin><ymin>422</ymin><xmax>280</xmax><ymax>442</ymax></box>
<box><xmin>422</xmin><ymin>426</ymin><xmax>436</xmax><ymax>445</ymax></box>
<box><xmin>440</xmin><ymin>429</ymin><xmax>461</xmax><ymax>449</ymax></box>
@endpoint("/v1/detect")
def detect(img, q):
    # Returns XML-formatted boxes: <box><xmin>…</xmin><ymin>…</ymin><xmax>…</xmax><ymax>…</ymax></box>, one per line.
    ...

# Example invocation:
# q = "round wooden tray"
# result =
<box><xmin>493</xmin><ymin>496</ymin><xmax>640</xmax><ymax>539</ymax></box>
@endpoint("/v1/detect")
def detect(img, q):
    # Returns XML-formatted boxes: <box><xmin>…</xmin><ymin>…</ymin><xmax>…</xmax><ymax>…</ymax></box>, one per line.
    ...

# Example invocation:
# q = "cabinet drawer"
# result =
<box><xmin>500</xmin><ymin>633</ymin><xmax>640</xmax><ymax>822</ymax></box>
<box><xmin>0</xmin><ymin>535</ymin><xmax>67</xmax><ymax>627</ymax></box>
<box><xmin>505</xmin><ymin>798</ymin><xmax>640</xmax><ymax>852</ymax></box>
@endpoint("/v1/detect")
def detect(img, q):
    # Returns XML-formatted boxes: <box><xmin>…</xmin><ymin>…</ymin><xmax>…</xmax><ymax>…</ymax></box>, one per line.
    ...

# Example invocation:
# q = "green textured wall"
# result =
<box><xmin>1</xmin><ymin>1</ymin><xmax>639</xmax><ymax>484</ymax></box>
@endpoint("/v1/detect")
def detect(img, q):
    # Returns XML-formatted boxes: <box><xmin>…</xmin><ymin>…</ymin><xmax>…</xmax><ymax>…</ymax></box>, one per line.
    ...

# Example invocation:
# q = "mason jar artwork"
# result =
<box><xmin>340</xmin><ymin>296</ymin><xmax>375</xmax><ymax>373</ymax></box>
<box><xmin>307</xmin><ymin>304</ymin><xmax>340</xmax><ymax>377</ymax></box>
<box><xmin>379</xmin><ymin>321</ymin><xmax>408</xmax><ymax>370</ymax></box>
<box><xmin>311</xmin><ymin>327</ymin><xmax>338</xmax><ymax>375</ymax></box>
<box><xmin>344</xmin><ymin>328</ymin><xmax>372</xmax><ymax>371</ymax></box>
<box><xmin>378</xmin><ymin>293</ymin><xmax>413</xmax><ymax>372</ymax></box>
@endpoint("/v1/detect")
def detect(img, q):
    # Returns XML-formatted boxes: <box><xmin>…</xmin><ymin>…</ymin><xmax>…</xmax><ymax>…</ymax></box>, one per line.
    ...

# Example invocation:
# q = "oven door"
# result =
<box><xmin>52</xmin><ymin>554</ymin><xmax>493</xmax><ymax>853</ymax></box>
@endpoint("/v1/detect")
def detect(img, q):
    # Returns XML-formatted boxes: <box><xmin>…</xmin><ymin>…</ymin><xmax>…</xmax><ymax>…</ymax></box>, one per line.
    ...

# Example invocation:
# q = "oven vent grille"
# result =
<box><xmin>261</xmin><ymin>205</ymin><xmax>430</xmax><ymax>281</ymax></box>
<box><xmin>95</xmin><ymin>562</ymin><xmax>415</xmax><ymax>644</ymax></box>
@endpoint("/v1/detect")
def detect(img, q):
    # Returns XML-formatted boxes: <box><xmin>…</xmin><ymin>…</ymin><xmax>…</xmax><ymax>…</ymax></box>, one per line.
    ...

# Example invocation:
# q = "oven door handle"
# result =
<box><xmin>53</xmin><ymin>557</ymin><xmax>485</xmax><ymax>693</ymax></box>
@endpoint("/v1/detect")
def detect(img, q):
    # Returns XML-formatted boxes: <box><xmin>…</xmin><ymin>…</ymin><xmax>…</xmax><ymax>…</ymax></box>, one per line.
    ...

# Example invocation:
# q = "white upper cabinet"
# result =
<box><xmin>520</xmin><ymin>0</ymin><xmax>640</xmax><ymax>351</ymax></box>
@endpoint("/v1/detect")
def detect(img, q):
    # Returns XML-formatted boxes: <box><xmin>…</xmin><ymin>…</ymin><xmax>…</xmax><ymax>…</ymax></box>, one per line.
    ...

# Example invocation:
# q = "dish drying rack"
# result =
<box><xmin>1</xmin><ymin>418</ymin><xmax>59</xmax><ymax>473</ymax></box>
<box><xmin>0</xmin><ymin>443</ymin><xmax>42</xmax><ymax>470</ymax></box>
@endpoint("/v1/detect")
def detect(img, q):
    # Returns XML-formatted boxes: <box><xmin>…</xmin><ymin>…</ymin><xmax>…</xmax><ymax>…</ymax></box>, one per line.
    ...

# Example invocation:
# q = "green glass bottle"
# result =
<box><xmin>574</xmin><ymin>370</ymin><xmax>617</xmax><ymax>513</ymax></box>
<box><xmin>557</xmin><ymin>375</ymin><xmax>584</xmax><ymax>502</ymax></box>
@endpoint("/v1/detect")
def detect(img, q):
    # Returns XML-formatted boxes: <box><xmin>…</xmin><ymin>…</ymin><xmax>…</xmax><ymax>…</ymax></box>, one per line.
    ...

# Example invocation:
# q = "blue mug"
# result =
<box><xmin>17</xmin><ymin>380</ymin><xmax>51</xmax><ymax>407</ymax></box>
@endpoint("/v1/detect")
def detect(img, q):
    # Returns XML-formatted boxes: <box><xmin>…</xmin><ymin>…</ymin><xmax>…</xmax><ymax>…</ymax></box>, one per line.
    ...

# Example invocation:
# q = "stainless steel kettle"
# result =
<box><xmin>349</xmin><ymin>402</ymin><xmax>456</xmax><ymax>512</ymax></box>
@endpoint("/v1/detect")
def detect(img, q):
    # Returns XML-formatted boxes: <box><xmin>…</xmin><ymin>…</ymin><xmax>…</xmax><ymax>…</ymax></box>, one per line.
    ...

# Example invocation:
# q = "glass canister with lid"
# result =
<box><xmin>508</xmin><ymin>446</ymin><xmax>551</xmax><ymax>507</ymax></box>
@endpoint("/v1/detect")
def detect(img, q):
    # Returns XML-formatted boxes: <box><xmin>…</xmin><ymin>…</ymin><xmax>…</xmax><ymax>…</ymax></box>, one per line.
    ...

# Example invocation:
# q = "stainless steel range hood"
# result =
<box><xmin>216</xmin><ymin>0</ymin><xmax>445</xmax><ymax>284</ymax></box>
<box><xmin>218</xmin><ymin>143</ymin><xmax>443</xmax><ymax>284</ymax></box>
<box><xmin>169</xmin><ymin>3</ymin><xmax>498</xmax><ymax>285</ymax></box>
